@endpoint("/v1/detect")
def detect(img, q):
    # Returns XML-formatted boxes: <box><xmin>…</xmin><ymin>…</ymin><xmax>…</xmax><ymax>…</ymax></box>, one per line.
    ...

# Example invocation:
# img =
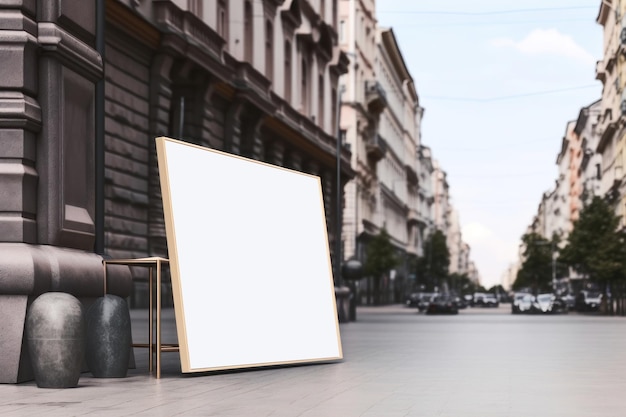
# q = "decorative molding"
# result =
<box><xmin>0</xmin><ymin>92</ymin><xmax>42</xmax><ymax>132</ymax></box>
<box><xmin>38</xmin><ymin>22</ymin><xmax>103</xmax><ymax>80</ymax></box>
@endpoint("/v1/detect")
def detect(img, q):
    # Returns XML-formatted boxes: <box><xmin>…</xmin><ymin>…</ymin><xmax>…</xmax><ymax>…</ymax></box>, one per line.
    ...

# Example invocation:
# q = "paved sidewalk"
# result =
<box><xmin>2</xmin><ymin>305</ymin><xmax>626</xmax><ymax>416</ymax></box>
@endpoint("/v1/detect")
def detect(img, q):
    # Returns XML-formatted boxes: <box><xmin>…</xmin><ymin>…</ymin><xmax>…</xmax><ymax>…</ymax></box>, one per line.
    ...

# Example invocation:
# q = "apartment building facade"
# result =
<box><xmin>417</xmin><ymin>145</ymin><xmax>435</xmax><ymax>254</ymax></box>
<box><xmin>338</xmin><ymin>0</ymin><xmax>427</xmax><ymax>304</ymax></box>
<box><xmin>576</xmin><ymin>100</ymin><xmax>603</xmax><ymax>206</ymax></box>
<box><xmin>432</xmin><ymin>159</ymin><xmax>451</xmax><ymax>235</ymax></box>
<box><xmin>447</xmin><ymin>208</ymin><xmax>462</xmax><ymax>275</ymax></box>
<box><xmin>338</xmin><ymin>0</ymin><xmax>383</xmax><ymax>264</ymax></box>
<box><xmin>548</xmin><ymin>122</ymin><xmax>574</xmax><ymax>240</ymax></box>
<box><xmin>375</xmin><ymin>27</ymin><xmax>422</xmax><ymax>299</ymax></box>
<box><xmin>596</xmin><ymin>0</ymin><xmax>625</xmax><ymax>205</ymax></box>
<box><xmin>0</xmin><ymin>0</ymin><xmax>352</xmax><ymax>382</ymax></box>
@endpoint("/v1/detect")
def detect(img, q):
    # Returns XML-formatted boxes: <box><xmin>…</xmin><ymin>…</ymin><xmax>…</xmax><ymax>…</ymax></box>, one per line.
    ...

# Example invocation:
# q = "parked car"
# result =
<box><xmin>426</xmin><ymin>295</ymin><xmax>459</xmax><ymax>315</ymax></box>
<box><xmin>405</xmin><ymin>292</ymin><xmax>421</xmax><ymax>308</ymax></box>
<box><xmin>576</xmin><ymin>290</ymin><xmax>602</xmax><ymax>312</ymax></box>
<box><xmin>483</xmin><ymin>293</ymin><xmax>499</xmax><ymax>308</ymax></box>
<box><xmin>454</xmin><ymin>296</ymin><xmax>469</xmax><ymax>309</ymax></box>
<box><xmin>473</xmin><ymin>292</ymin><xmax>499</xmax><ymax>308</ymax></box>
<box><xmin>560</xmin><ymin>293</ymin><xmax>576</xmax><ymax>311</ymax></box>
<box><xmin>470</xmin><ymin>292</ymin><xmax>486</xmax><ymax>307</ymax></box>
<box><xmin>511</xmin><ymin>293</ymin><xmax>536</xmax><ymax>314</ymax></box>
<box><xmin>535</xmin><ymin>293</ymin><xmax>568</xmax><ymax>314</ymax></box>
<box><xmin>417</xmin><ymin>293</ymin><xmax>438</xmax><ymax>312</ymax></box>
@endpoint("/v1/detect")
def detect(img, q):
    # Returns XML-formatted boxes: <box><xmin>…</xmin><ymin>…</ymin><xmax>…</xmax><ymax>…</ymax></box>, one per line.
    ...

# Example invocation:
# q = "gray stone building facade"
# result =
<box><xmin>0</xmin><ymin>0</ymin><xmax>350</xmax><ymax>383</ymax></box>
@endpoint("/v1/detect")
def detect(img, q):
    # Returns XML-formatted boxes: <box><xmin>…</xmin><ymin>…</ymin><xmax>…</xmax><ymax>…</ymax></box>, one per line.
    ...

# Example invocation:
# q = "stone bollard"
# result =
<box><xmin>85</xmin><ymin>294</ymin><xmax>132</xmax><ymax>378</ymax></box>
<box><xmin>26</xmin><ymin>292</ymin><xmax>84</xmax><ymax>388</ymax></box>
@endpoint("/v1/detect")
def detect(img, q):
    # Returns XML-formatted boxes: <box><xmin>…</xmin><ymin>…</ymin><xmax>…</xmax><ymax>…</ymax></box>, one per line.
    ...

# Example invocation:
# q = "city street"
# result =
<box><xmin>2</xmin><ymin>304</ymin><xmax>626</xmax><ymax>416</ymax></box>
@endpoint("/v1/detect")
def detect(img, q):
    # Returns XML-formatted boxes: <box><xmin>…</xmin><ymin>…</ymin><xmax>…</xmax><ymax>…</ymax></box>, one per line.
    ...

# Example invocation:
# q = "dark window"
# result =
<box><xmin>284</xmin><ymin>40</ymin><xmax>292</xmax><ymax>101</ymax></box>
<box><xmin>188</xmin><ymin>0</ymin><xmax>202</xmax><ymax>16</ymax></box>
<box><xmin>217</xmin><ymin>0</ymin><xmax>229</xmax><ymax>42</ymax></box>
<box><xmin>318</xmin><ymin>74</ymin><xmax>324</xmax><ymax>128</ymax></box>
<box><xmin>244</xmin><ymin>1</ymin><xmax>253</xmax><ymax>62</ymax></box>
<box><xmin>596</xmin><ymin>163</ymin><xmax>601</xmax><ymax>180</ymax></box>
<box><xmin>265</xmin><ymin>21</ymin><xmax>274</xmax><ymax>82</ymax></box>
<box><xmin>331</xmin><ymin>87</ymin><xmax>337</xmax><ymax>134</ymax></box>
<box><xmin>301</xmin><ymin>58</ymin><xmax>308</xmax><ymax>114</ymax></box>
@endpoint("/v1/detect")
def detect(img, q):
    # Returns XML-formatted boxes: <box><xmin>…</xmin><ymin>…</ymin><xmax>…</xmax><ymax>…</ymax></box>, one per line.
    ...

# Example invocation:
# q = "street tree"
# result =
<box><xmin>513</xmin><ymin>232</ymin><xmax>553</xmax><ymax>294</ymax></box>
<box><xmin>489</xmin><ymin>284</ymin><xmax>507</xmax><ymax>297</ymax></box>
<box><xmin>416</xmin><ymin>229</ymin><xmax>450</xmax><ymax>291</ymax></box>
<box><xmin>364</xmin><ymin>228</ymin><xmax>398</xmax><ymax>305</ymax></box>
<box><xmin>448</xmin><ymin>272</ymin><xmax>475</xmax><ymax>295</ymax></box>
<box><xmin>560</xmin><ymin>196</ymin><xmax>626</xmax><ymax>304</ymax></box>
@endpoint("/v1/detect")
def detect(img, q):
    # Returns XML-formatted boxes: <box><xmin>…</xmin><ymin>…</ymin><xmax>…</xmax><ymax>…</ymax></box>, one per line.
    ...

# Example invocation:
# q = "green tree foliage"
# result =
<box><xmin>415</xmin><ymin>229</ymin><xmax>450</xmax><ymax>291</ymax></box>
<box><xmin>364</xmin><ymin>228</ymin><xmax>398</xmax><ymax>304</ymax></box>
<box><xmin>560</xmin><ymin>196</ymin><xmax>626</xmax><ymax>293</ymax></box>
<box><xmin>429</xmin><ymin>229</ymin><xmax>450</xmax><ymax>282</ymax></box>
<box><xmin>448</xmin><ymin>272</ymin><xmax>480</xmax><ymax>295</ymax></box>
<box><xmin>513</xmin><ymin>232</ymin><xmax>553</xmax><ymax>294</ymax></box>
<box><xmin>489</xmin><ymin>284</ymin><xmax>506</xmax><ymax>295</ymax></box>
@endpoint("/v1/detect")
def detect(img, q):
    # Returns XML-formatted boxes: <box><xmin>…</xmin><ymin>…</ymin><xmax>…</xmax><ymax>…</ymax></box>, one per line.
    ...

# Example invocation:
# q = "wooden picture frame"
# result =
<box><xmin>155</xmin><ymin>137</ymin><xmax>342</xmax><ymax>373</ymax></box>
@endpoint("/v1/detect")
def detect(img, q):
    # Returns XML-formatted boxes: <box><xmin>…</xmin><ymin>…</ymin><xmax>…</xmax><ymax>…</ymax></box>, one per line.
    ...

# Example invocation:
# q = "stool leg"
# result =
<box><xmin>102</xmin><ymin>262</ymin><xmax>107</xmax><ymax>295</ymax></box>
<box><xmin>149</xmin><ymin>267</ymin><xmax>153</xmax><ymax>373</ymax></box>
<box><xmin>156</xmin><ymin>260</ymin><xmax>162</xmax><ymax>379</ymax></box>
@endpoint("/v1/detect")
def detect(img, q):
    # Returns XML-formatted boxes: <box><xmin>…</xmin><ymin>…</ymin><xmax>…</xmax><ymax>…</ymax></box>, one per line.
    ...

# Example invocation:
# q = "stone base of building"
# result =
<box><xmin>0</xmin><ymin>243</ymin><xmax>132</xmax><ymax>383</ymax></box>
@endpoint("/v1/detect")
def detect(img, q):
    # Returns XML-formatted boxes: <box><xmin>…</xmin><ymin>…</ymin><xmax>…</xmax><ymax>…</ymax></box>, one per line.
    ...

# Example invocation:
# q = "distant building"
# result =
<box><xmin>338</xmin><ymin>0</ymin><xmax>383</xmax><ymax>266</ymax></box>
<box><xmin>575</xmin><ymin>100</ymin><xmax>602</xmax><ymax>207</ymax></box>
<box><xmin>432</xmin><ymin>159</ymin><xmax>451</xmax><ymax>235</ymax></box>
<box><xmin>417</xmin><ymin>145</ymin><xmax>435</xmax><ymax>251</ymax></box>
<box><xmin>375</xmin><ymin>27</ymin><xmax>423</xmax><ymax>301</ymax></box>
<box><xmin>596</xmin><ymin>1</ymin><xmax>624</xmax><ymax>206</ymax></box>
<box><xmin>447</xmin><ymin>208</ymin><xmax>462</xmax><ymax>275</ymax></box>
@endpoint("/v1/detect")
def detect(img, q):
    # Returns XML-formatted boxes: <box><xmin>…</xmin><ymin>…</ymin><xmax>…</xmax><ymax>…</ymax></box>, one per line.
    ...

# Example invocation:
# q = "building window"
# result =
<box><xmin>596</xmin><ymin>163</ymin><xmax>601</xmax><ymax>180</ymax></box>
<box><xmin>284</xmin><ymin>40</ymin><xmax>292</xmax><ymax>102</ymax></box>
<box><xmin>244</xmin><ymin>1</ymin><xmax>253</xmax><ymax>62</ymax></box>
<box><xmin>188</xmin><ymin>0</ymin><xmax>202</xmax><ymax>17</ymax></box>
<box><xmin>265</xmin><ymin>21</ymin><xmax>274</xmax><ymax>82</ymax></box>
<box><xmin>318</xmin><ymin>74</ymin><xmax>324</xmax><ymax>129</ymax></box>
<box><xmin>301</xmin><ymin>58</ymin><xmax>308</xmax><ymax>115</ymax></box>
<box><xmin>339</xmin><ymin>20</ymin><xmax>345</xmax><ymax>43</ymax></box>
<box><xmin>217</xmin><ymin>0</ymin><xmax>229</xmax><ymax>42</ymax></box>
<box><xmin>331</xmin><ymin>87</ymin><xmax>337</xmax><ymax>134</ymax></box>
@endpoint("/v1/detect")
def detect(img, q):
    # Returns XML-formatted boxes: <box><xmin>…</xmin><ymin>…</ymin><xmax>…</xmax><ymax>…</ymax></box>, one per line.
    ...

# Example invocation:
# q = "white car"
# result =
<box><xmin>512</xmin><ymin>293</ymin><xmax>535</xmax><ymax>314</ymax></box>
<box><xmin>535</xmin><ymin>293</ymin><xmax>569</xmax><ymax>314</ymax></box>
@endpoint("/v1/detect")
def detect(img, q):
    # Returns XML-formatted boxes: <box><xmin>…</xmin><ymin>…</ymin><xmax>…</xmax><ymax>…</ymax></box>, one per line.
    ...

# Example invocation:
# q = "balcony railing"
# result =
<box><xmin>365</xmin><ymin>80</ymin><xmax>388</xmax><ymax>114</ymax></box>
<box><xmin>366</xmin><ymin>134</ymin><xmax>388</xmax><ymax>162</ymax></box>
<box><xmin>596</xmin><ymin>60</ymin><xmax>605</xmax><ymax>83</ymax></box>
<box><xmin>596</xmin><ymin>110</ymin><xmax>616</xmax><ymax>153</ymax></box>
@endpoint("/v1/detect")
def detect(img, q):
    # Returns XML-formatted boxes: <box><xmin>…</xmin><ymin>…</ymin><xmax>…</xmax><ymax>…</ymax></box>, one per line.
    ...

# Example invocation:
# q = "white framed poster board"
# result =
<box><xmin>155</xmin><ymin>137</ymin><xmax>342</xmax><ymax>373</ymax></box>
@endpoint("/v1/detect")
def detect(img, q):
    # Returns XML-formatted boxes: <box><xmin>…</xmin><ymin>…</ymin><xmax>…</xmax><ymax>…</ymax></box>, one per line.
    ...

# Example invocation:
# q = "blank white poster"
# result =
<box><xmin>156</xmin><ymin>137</ymin><xmax>342</xmax><ymax>372</ymax></box>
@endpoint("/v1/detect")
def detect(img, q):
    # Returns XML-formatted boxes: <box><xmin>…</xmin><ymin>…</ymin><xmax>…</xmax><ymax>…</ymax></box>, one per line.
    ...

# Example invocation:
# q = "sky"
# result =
<box><xmin>375</xmin><ymin>1</ymin><xmax>604</xmax><ymax>289</ymax></box>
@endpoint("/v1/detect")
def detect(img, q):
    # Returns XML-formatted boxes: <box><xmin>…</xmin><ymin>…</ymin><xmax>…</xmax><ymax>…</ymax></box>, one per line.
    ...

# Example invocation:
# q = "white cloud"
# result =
<box><xmin>490</xmin><ymin>28</ymin><xmax>595</xmax><ymax>65</ymax></box>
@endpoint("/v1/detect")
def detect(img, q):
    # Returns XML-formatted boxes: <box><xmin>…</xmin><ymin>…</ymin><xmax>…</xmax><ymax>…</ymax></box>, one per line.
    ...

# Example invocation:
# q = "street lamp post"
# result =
<box><xmin>335</xmin><ymin>85</ymin><xmax>348</xmax><ymax>323</ymax></box>
<box><xmin>335</xmin><ymin>86</ymin><xmax>346</xmax><ymax>289</ymax></box>
<box><xmin>551</xmin><ymin>240</ymin><xmax>557</xmax><ymax>294</ymax></box>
